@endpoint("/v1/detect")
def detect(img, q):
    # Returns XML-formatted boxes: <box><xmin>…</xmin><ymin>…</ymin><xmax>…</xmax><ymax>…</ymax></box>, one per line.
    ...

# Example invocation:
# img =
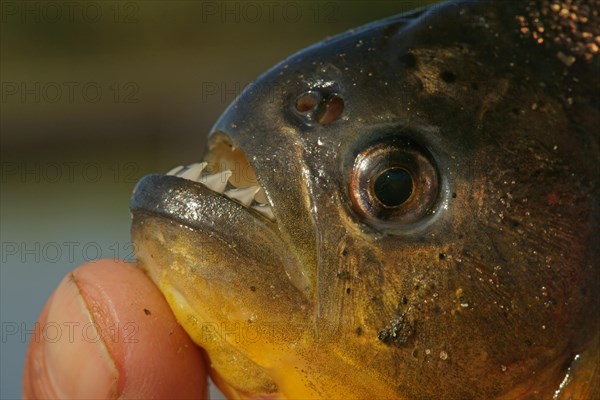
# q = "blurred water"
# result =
<box><xmin>0</xmin><ymin>1</ymin><xmax>435</xmax><ymax>398</ymax></box>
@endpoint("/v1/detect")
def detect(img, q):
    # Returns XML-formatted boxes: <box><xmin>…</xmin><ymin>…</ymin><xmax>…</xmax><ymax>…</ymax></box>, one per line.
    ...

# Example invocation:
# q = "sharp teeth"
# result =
<box><xmin>254</xmin><ymin>187</ymin><xmax>268</xmax><ymax>204</ymax></box>
<box><xmin>224</xmin><ymin>186</ymin><xmax>260</xmax><ymax>206</ymax></box>
<box><xmin>166</xmin><ymin>165</ymin><xmax>184</xmax><ymax>176</ymax></box>
<box><xmin>178</xmin><ymin>162</ymin><xmax>208</xmax><ymax>180</ymax></box>
<box><xmin>199</xmin><ymin>170</ymin><xmax>232</xmax><ymax>193</ymax></box>
<box><xmin>252</xmin><ymin>204</ymin><xmax>275</xmax><ymax>220</ymax></box>
<box><xmin>167</xmin><ymin>161</ymin><xmax>275</xmax><ymax>220</ymax></box>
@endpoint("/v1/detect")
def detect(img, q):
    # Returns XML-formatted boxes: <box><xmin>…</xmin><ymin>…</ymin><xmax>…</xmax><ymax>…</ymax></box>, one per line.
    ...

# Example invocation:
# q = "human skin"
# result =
<box><xmin>22</xmin><ymin>259</ymin><xmax>208</xmax><ymax>399</ymax></box>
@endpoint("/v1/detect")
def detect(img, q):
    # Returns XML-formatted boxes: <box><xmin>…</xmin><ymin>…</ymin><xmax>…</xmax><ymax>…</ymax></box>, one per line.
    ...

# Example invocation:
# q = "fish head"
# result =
<box><xmin>130</xmin><ymin>1</ymin><xmax>599</xmax><ymax>398</ymax></box>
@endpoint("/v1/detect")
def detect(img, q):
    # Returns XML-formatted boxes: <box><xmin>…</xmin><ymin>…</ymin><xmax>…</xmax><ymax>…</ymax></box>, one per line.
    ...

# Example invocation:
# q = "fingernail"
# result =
<box><xmin>43</xmin><ymin>273</ymin><xmax>119</xmax><ymax>399</ymax></box>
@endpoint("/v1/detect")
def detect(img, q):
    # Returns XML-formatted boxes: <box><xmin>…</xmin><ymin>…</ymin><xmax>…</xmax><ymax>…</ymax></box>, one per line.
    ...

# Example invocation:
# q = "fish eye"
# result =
<box><xmin>349</xmin><ymin>137</ymin><xmax>440</xmax><ymax>228</ymax></box>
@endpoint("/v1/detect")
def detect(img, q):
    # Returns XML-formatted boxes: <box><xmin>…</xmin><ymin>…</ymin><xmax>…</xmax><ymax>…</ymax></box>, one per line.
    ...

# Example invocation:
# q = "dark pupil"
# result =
<box><xmin>373</xmin><ymin>168</ymin><xmax>413</xmax><ymax>207</ymax></box>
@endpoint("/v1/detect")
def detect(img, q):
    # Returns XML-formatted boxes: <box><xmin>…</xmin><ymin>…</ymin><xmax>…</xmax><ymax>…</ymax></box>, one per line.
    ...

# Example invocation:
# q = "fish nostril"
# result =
<box><xmin>318</xmin><ymin>95</ymin><xmax>344</xmax><ymax>125</ymax></box>
<box><xmin>295</xmin><ymin>91</ymin><xmax>320</xmax><ymax>112</ymax></box>
<box><xmin>292</xmin><ymin>89</ymin><xmax>344</xmax><ymax>126</ymax></box>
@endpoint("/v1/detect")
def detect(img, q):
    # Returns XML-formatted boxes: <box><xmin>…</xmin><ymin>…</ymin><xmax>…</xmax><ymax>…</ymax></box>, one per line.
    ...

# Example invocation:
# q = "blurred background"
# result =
<box><xmin>1</xmin><ymin>1</ymin><xmax>436</xmax><ymax>398</ymax></box>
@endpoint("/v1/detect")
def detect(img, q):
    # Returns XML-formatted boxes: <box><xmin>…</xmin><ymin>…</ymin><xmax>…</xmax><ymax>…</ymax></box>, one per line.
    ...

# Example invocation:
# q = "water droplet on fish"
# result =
<box><xmin>439</xmin><ymin>351</ymin><xmax>448</xmax><ymax>360</ymax></box>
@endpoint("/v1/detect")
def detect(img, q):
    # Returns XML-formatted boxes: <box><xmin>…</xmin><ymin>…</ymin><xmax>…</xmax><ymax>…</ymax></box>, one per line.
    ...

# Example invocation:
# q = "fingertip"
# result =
<box><xmin>23</xmin><ymin>259</ymin><xmax>208</xmax><ymax>399</ymax></box>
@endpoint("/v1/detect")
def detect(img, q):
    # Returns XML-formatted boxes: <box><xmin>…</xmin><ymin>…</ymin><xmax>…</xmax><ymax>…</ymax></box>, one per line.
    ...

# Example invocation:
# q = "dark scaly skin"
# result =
<box><xmin>130</xmin><ymin>0</ymin><xmax>599</xmax><ymax>398</ymax></box>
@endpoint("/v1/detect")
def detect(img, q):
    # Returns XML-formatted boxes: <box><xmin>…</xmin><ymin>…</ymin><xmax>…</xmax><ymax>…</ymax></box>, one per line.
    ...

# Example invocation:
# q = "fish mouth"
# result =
<box><xmin>130</xmin><ymin>133</ymin><xmax>311</xmax><ymax>397</ymax></box>
<box><xmin>130</xmin><ymin>132</ymin><xmax>276</xmax><ymax>228</ymax></box>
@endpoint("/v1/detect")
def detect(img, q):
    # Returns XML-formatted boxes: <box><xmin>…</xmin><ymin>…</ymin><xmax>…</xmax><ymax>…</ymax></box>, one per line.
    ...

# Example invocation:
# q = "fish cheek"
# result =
<box><xmin>334</xmin><ymin>234</ymin><xmax>507</xmax><ymax>399</ymax></box>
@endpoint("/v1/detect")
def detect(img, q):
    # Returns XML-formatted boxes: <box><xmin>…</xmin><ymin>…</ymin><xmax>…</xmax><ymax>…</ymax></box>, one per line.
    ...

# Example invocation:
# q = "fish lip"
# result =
<box><xmin>129</xmin><ymin>174</ymin><xmax>276</xmax><ymax>232</ymax></box>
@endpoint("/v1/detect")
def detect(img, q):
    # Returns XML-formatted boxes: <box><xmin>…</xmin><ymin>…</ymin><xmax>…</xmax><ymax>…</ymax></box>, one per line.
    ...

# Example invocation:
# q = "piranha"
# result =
<box><xmin>130</xmin><ymin>0</ymin><xmax>599</xmax><ymax>398</ymax></box>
